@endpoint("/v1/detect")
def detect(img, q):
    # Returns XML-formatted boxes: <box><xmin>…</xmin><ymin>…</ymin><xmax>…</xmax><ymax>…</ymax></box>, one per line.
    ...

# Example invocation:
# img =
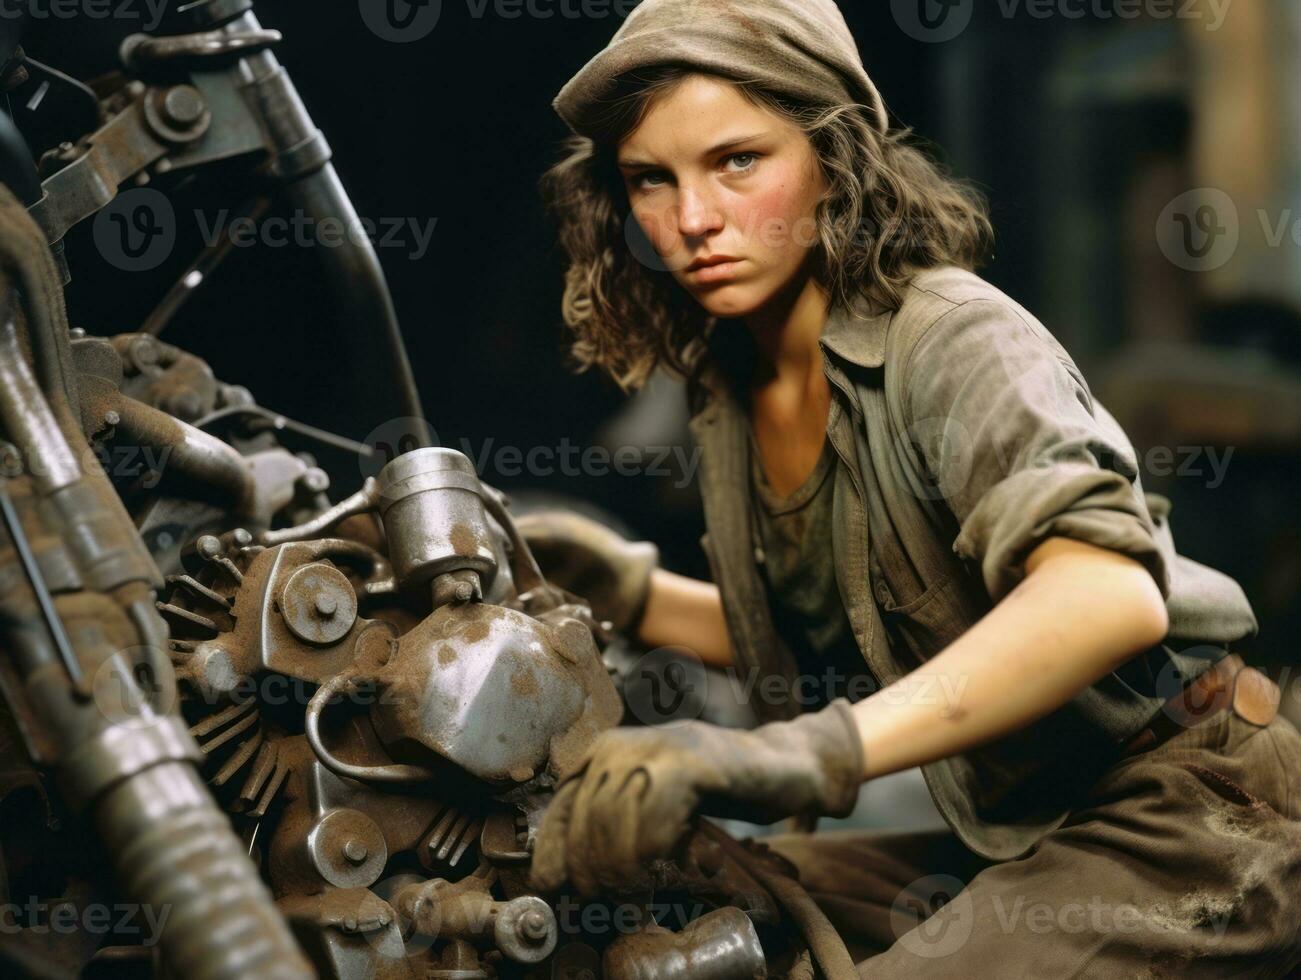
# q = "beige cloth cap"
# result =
<box><xmin>553</xmin><ymin>0</ymin><xmax>889</xmax><ymax>141</ymax></box>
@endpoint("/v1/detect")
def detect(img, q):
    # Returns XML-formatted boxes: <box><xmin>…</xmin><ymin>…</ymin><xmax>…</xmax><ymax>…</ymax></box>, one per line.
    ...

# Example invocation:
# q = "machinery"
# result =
<box><xmin>0</xmin><ymin>4</ymin><xmax>857</xmax><ymax>977</ymax></box>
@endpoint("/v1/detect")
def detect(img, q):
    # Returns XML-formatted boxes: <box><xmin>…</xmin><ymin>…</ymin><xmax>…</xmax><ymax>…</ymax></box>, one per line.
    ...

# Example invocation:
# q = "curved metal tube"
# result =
<box><xmin>259</xmin><ymin>477</ymin><xmax>379</xmax><ymax>545</ymax></box>
<box><xmin>107</xmin><ymin>390</ymin><xmax>257</xmax><ymax>515</ymax></box>
<box><xmin>284</xmin><ymin>163</ymin><xmax>429</xmax><ymax>444</ymax></box>
<box><xmin>305</xmin><ymin>672</ymin><xmax>435</xmax><ymax>784</ymax></box>
<box><xmin>480</xmin><ymin>484</ymin><xmax>548</xmax><ymax>596</ymax></box>
<box><xmin>700</xmin><ymin>821</ymin><xmax>858</xmax><ymax>980</ymax></box>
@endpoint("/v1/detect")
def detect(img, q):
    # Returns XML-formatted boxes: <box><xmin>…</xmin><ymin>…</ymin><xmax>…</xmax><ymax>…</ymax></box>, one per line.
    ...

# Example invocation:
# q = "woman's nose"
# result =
<box><xmin>675</xmin><ymin>184</ymin><xmax>725</xmax><ymax>239</ymax></box>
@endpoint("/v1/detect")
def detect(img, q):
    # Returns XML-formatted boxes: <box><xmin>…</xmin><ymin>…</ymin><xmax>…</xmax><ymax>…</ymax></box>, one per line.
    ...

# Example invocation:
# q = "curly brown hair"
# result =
<box><xmin>539</xmin><ymin>64</ymin><xmax>994</xmax><ymax>392</ymax></box>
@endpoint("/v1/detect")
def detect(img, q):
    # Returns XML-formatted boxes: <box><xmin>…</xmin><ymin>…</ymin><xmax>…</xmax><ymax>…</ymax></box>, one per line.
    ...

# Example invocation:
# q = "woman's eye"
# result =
<box><xmin>632</xmin><ymin>171</ymin><xmax>669</xmax><ymax>191</ymax></box>
<box><xmin>725</xmin><ymin>152</ymin><xmax>760</xmax><ymax>173</ymax></box>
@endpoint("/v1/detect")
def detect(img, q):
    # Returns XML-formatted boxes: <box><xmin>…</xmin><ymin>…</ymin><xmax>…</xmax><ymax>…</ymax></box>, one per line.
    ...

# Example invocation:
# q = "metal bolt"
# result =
<box><xmin>130</xmin><ymin>337</ymin><xmax>158</xmax><ymax>366</ymax></box>
<box><xmin>196</xmin><ymin>535</ymin><xmax>222</xmax><ymax>559</ymax></box>
<box><xmin>230</xmin><ymin>528</ymin><xmax>252</xmax><ymax>547</ymax></box>
<box><xmin>315</xmin><ymin>594</ymin><xmax>338</xmax><ymax>617</ymax></box>
<box><xmin>519</xmin><ymin>910</ymin><xmax>549</xmax><ymax>942</ymax></box>
<box><xmin>454</xmin><ymin>582</ymin><xmax>473</xmax><ymax>603</ymax></box>
<box><xmin>160</xmin><ymin>85</ymin><xmax>206</xmax><ymax>127</ymax></box>
<box><xmin>299</xmin><ymin>467</ymin><xmax>329</xmax><ymax>494</ymax></box>
<box><xmin>343</xmin><ymin>839</ymin><xmax>368</xmax><ymax>864</ymax></box>
<box><xmin>0</xmin><ymin>442</ymin><xmax>21</xmax><ymax>477</ymax></box>
<box><xmin>103</xmin><ymin>410</ymin><xmax>121</xmax><ymax>427</ymax></box>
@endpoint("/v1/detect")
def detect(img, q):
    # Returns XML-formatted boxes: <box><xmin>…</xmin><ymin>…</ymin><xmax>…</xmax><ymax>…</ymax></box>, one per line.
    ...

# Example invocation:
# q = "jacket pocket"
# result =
<box><xmin>875</xmin><ymin>570</ymin><xmax>970</xmax><ymax>664</ymax></box>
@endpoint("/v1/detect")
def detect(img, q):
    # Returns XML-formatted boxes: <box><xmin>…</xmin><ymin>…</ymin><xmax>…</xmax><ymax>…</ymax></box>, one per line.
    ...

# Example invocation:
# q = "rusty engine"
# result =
<box><xmin>0</xmin><ymin>4</ymin><xmax>852</xmax><ymax>979</ymax></box>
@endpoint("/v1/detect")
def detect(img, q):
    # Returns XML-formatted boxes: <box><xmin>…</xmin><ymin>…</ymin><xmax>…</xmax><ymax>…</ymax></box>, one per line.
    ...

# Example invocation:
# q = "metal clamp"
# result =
<box><xmin>119</xmin><ymin>28</ymin><xmax>283</xmax><ymax>73</ymax></box>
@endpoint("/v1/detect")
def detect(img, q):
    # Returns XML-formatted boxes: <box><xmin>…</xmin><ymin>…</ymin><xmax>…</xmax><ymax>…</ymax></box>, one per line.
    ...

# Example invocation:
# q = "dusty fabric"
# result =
<box><xmin>687</xmin><ymin>265</ymin><xmax>1262</xmax><ymax>860</ymax></box>
<box><xmin>551</xmin><ymin>0</ymin><xmax>889</xmax><ymax>142</ymax></box>
<box><xmin>763</xmin><ymin>709</ymin><xmax>1301</xmax><ymax>977</ymax></box>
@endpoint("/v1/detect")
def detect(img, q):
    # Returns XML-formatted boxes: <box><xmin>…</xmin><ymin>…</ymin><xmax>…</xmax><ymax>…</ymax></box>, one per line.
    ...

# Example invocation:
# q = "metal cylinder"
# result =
<box><xmin>376</xmin><ymin>448</ymin><xmax>497</xmax><ymax>591</ymax></box>
<box><xmin>603</xmin><ymin>907</ymin><xmax>767</xmax><ymax>980</ymax></box>
<box><xmin>93</xmin><ymin>761</ymin><xmax>313</xmax><ymax>980</ymax></box>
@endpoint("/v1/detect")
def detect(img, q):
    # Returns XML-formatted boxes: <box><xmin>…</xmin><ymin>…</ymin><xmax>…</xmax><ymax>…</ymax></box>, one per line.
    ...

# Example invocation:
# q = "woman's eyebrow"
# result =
<box><xmin>617</xmin><ymin>132</ymin><xmax>771</xmax><ymax>170</ymax></box>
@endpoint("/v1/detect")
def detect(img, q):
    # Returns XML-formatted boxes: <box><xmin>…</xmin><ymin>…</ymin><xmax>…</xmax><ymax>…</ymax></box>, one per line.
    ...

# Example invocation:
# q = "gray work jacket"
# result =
<box><xmin>686</xmin><ymin>265</ymin><xmax>1259</xmax><ymax>861</ymax></box>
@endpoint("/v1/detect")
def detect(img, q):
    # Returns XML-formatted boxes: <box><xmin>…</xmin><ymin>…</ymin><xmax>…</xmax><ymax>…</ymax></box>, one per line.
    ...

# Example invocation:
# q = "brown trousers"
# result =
<box><xmin>765</xmin><ymin>710</ymin><xmax>1301</xmax><ymax>978</ymax></box>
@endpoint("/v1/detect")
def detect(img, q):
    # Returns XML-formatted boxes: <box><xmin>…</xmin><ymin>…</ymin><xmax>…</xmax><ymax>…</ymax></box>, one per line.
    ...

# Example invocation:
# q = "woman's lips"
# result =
<box><xmin>688</xmin><ymin>259</ymin><xmax>745</xmax><ymax>283</ymax></box>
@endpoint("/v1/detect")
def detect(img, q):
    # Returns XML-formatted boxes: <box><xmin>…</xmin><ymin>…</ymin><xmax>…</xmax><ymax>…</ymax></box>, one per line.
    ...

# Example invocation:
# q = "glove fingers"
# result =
<box><xmin>635</xmin><ymin>777</ymin><xmax>699</xmax><ymax>868</ymax></box>
<box><xmin>589</xmin><ymin>766</ymin><xmax>651</xmax><ymax>892</ymax></box>
<box><xmin>529</xmin><ymin>778</ymin><xmax>581</xmax><ymax>893</ymax></box>
<box><xmin>565</xmin><ymin>761</ymin><xmax>616</xmax><ymax>898</ymax></box>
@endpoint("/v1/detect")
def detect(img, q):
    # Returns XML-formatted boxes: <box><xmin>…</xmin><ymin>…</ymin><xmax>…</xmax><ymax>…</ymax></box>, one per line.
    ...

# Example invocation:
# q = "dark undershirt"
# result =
<box><xmin>747</xmin><ymin>426</ymin><xmax>872</xmax><ymax>709</ymax></box>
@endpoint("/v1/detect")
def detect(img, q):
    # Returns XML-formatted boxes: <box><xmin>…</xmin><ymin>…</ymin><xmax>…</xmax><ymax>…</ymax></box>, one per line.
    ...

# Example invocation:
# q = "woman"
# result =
<box><xmin>518</xmin><ymin>1</ymin><xmax>1301</xmax><ymax>975</ymax></box>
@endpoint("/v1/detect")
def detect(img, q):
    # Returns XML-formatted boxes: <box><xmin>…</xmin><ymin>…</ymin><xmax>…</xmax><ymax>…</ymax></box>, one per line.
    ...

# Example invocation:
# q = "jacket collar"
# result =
<box><xmin>688</xmin><ymin>289</ymin><xmax>892</xmax><ymax>420</ymax></box>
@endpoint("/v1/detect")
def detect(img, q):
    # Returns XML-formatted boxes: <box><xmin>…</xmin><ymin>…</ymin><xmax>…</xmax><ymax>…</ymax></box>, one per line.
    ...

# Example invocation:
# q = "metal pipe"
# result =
<box><xmin>107</xmin><ymin>390</ymin><xmax>257</xmax><ymax>515</ymax></box>
<box><xmin>283</xmin><ymin>163</ymin><xmax>429</xmax><ymax>444</ymax></box>
<box><xmin>93</xmin><ymin>761</ymin><xmax>313</xmax><ymax>980</ymax></box>
<box><xmin>0</xmin><ymin>305</ymin><xmax>81</xmax><ymax>492</ymax></box>
<box><xmin>219</xmin><ymin>11</ymin><xmax>427</xmax><ymax>444</ymax></box>
<box><xmin>141</xmin><ymin>194</ymin><xmax>272</xmax><ymax>337</ymax></box>
<box><xmin>699</xmin><ymin>822</ymin><xmax>858</xmax><ymax>980</ymax></box>
<box><xmin>0</xmin><ymin>481</ymin><xmax>83</xmax><ymax>684</ymax></box>
<box><xmin>258</xmin><ymin>477</ymin><xmax>378</xmax><ymax>545</ymax></box>
<box><xmin>305</xmin><ymin>672</ymin><xmax>435</xmax><ymax>784</ymax></box>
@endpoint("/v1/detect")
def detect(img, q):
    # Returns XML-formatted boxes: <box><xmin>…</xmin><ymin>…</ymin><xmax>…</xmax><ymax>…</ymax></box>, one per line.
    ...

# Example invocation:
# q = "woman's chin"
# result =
<box><xmin>691</xmin><ymin>285</ymin><xmax>765</xmax><ymax>319</ymax></box>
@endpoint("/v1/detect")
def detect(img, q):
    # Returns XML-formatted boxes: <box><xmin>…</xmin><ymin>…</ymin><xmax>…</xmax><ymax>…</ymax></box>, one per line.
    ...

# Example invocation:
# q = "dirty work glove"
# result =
<box><xmin>514</xmin><ymin>510</ymin><xmax>658</xmax><ymax>634</ymax></box>
<box><xmin>530</xmin><ymin>699</ymin><xmax>864</xmax><ymax>897</ymax></box>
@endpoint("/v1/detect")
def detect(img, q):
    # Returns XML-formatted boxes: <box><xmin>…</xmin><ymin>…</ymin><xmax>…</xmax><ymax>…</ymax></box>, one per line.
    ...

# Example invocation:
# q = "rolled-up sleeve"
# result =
<box><xmin>899</xmin><ymin>298</ymin><xmax>1170</xmax><ymax>604</ymax></box>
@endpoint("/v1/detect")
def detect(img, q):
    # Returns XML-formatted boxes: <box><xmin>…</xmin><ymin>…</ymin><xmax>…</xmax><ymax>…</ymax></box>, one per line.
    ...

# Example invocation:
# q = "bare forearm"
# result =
<box><xmin>635</xmin><ymin>568</ymin><xmax>735</xmax><ymax>668</ymax></box>
<box><xmin>852</xmin><ymin>537</ymin><xmax>1170</xmax><ymax>780</ymax></box>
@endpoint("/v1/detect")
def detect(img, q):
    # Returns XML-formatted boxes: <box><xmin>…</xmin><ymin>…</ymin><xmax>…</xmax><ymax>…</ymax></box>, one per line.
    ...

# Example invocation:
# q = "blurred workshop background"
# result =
<box><xmin>17</xmin><ymin>0</ymin><xmax>1301</xmax><ymax>772</ymax></box>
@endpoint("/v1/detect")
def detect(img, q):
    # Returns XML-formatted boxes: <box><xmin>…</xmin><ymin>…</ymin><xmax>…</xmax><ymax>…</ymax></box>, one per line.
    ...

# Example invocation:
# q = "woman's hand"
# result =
<box><xmin>529</xmin><ymin>700</ymin><xmax>864</xmax><ymax>897</ymax></box>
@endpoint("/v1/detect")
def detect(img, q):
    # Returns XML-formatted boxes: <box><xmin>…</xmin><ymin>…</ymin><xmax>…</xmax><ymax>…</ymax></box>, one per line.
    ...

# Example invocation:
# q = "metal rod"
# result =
<box><xmin>0</xmin><ymin>480</ymin><xmax>83</xmax><ymax>684</ymax></box>
<box><xmin>140</xmin><ymin>194</ymin><xmax>272</xmax><ymax>337</ymax></box>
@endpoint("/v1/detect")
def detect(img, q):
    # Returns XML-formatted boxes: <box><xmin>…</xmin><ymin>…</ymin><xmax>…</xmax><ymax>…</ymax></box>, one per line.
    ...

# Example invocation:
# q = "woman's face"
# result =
<box><xmin>617</xmin><ymin>74</ymin><xmax>828</xmax><ymax>319</ymax></box>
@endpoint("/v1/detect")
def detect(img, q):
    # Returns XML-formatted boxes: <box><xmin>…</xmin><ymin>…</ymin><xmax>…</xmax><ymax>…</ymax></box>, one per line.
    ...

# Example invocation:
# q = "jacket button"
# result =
<box><xmin>874</xmin><ymin>579</ymin><xmax>892</xmax><ymax>606</ymax></box>
<box><xmin>754</xmin><ymin>545</ymin><xmax>766</xmax><ymax>564</ymax></box>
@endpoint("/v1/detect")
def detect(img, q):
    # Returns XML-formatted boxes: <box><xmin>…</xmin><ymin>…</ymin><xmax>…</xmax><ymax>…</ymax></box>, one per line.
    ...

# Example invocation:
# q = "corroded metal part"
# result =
<box><xmin>376</xmin><ymin>448</ymin><xmax>498</xmax><ymax>592</ymax></box>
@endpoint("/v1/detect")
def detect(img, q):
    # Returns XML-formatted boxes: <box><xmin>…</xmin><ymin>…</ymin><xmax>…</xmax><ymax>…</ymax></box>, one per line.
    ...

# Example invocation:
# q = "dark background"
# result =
<box><xmin>15</xmin><ymin>2</ymin><xmax>1301</xmax><ymax>697</ymax></box>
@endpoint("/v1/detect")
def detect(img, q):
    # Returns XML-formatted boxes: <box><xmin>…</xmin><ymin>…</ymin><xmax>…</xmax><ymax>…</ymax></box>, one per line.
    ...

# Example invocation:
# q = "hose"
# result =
<box><xmin>94</xmin><ymin>762</ymin><xmax>313</xmax><ymax>980</ymax></box>
<box><xmin>699</xmin><ymin>821</ymin><xmax>858</xmax><ymax>980</ymax></box>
